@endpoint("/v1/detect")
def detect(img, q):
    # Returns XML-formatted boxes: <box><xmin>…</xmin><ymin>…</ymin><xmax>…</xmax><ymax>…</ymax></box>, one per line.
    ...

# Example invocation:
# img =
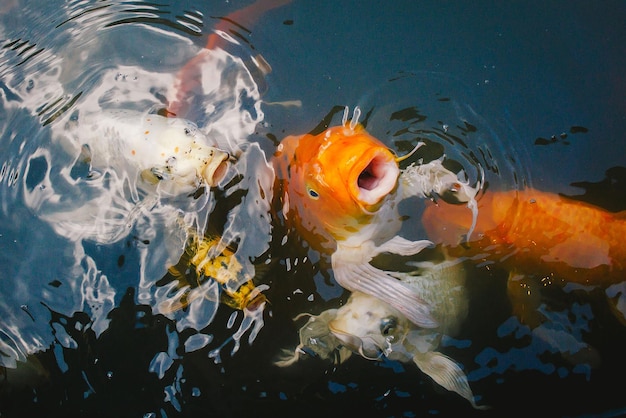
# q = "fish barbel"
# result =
<box><xmin>273</xmin><ymin>107</ymin><xmax>480</xmax><ymax>328</ymax></box>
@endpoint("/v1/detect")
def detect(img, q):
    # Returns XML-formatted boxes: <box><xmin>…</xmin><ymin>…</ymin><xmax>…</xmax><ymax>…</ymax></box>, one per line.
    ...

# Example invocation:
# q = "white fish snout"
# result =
<box><xmin>203</xmin><ymin>149</ymin><xmax>230</xmax><ymax>187</ymax></box>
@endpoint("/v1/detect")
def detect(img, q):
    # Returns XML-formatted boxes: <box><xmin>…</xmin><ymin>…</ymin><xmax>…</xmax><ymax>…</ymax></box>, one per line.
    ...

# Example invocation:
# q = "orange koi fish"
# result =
<box><xmin>168</xmin><ymin>0</ymin><xmax>291</xmax><ymax>117</ymax></box>
<box><xmin>422</xmin><ymin>188</ymin><xmax>626</xmax><ymax>287</ymax></box>
<box><xmin>273</xmin><ymin>107</ymin><xmax>480</xmax><ymax>328</ymax></box>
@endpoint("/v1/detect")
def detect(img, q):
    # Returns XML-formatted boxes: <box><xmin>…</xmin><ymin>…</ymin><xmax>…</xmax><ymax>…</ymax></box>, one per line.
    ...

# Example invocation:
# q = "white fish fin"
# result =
<box><xmin>331</xmin><ymin>253</ymin><xmax>438</xmax><ymax>328</ymax></box>
<box><xmin>413</xmin><ymin>351</ymin><xmax>488</xmax><ymax>410</ymax></box>
<box><xmin>373</xmin><ymin>236</ymin><xmax>433</xmax><ymax>257</ymax></box>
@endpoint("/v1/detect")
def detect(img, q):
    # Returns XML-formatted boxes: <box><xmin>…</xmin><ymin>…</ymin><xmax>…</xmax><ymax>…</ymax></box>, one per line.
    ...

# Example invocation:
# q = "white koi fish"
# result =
<box><xmin>277</xmin><ymin>256</ymin><xmax>487</xmax><ymax>409</ymax></box>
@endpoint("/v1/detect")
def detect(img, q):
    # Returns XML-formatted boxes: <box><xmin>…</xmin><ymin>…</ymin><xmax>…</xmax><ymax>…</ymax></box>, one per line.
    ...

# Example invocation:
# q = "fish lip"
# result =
<box><xmin>351</xmin><ymin>150</ymin><xmax>399</xmax><ymax>206</ymax></box>
<box><xmin>203</xmin><ymin>149</ymin><xmax>230</xmax><ymax>186</ymax></box>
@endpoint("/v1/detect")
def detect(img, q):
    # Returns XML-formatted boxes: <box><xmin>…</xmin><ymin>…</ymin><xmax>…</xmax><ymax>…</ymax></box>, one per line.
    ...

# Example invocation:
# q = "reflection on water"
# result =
<box><xmin>0</xmin><ymin>0</ymin><xmax>267</xmax><ymax>378</ymax></box>
<box><xmin>1</xmin><ymin>1</ymin><xmax>626</xmax><ymax>417</ymax></box>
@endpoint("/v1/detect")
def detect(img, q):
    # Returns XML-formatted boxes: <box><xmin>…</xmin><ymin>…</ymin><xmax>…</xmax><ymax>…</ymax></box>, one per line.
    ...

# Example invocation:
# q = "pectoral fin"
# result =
<box><xmin>373</xmin><ymin>236</ymin><xmax>433</xmax><ymax>257</ymax></box>
<box><xmin>331</xmin><ymin>251</ymin><xmax>438</xmax><ymax>328</ymax></box>
<box><xmin>413</xmin><ymin>351</ymin><xmax>487</xmax><ymax>410</ymax></box>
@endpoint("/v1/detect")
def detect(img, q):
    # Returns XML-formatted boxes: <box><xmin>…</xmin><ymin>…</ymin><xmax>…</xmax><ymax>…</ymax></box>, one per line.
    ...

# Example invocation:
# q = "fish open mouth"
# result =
<box><xmin>355</xmin><ymin>152</ymin><xmax>399</xmax><ymax>205</ymax></box>
<box><xmin>203</xmin><ymin>150</ymin><xmax>230</xmax><ymax>186</ymax></box>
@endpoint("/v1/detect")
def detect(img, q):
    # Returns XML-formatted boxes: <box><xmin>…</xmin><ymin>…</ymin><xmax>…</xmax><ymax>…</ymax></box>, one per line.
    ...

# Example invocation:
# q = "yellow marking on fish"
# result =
<box><xmin>164</xmin><ymin>232</ymin><xmax>267</xmax><ymax>313</ymax></box>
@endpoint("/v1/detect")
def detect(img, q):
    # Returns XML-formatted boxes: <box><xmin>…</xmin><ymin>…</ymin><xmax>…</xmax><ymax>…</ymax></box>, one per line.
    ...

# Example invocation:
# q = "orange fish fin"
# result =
<box><xmin>204</xmin><ymin>0</ymin><xmax>292</xmax><ymax>49</ymax></box>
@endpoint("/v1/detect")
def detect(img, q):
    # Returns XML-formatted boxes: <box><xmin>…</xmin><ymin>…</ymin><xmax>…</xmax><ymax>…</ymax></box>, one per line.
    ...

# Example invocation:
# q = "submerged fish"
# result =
<box><xmin>276</xmin><ymin>255</ymin><xmax>486</xmax><ymax>409</ymax></box>
<box><xmin>29</xmin><ymin>109</ymin><xmax>231</xmax><ymax>245</ymax></box>
<box><xmin>163</xmin><ymin>232</ymin><xmax>268</xmax><ymax>314</ymax></box>
<box><xmin>273</xmin><ymin>107</ymin><xmax>480</xmax><ymax>327</ymax></box>
<box><xmin>64</xmin><ymin>110</ymin><xmax>230</xmax><ymax>197</ymax></box>
<box><xmin>422</xmin><ymin>188</ymin><xmax>626</xmax><ymax>323</ymax></box>
<box><xmin>168</xmin><ymin>0</ymin><xmax>292</xmax><ymax>118</ymax></box>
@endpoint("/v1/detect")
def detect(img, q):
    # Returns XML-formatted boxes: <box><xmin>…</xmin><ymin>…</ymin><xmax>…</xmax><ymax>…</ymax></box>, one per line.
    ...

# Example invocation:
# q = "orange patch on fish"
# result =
<box><xmin>422</xmin><ymin>188</ymin><xmax>626</xmax><ymax>286</ymax></box>
<box><xmin>273</xmin><ymin>123</ymin><xmax>399</xmax><ymax>251</ymax></box>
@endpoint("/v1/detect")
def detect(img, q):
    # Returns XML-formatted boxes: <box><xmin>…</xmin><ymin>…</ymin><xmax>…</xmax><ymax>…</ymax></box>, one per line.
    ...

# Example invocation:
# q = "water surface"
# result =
<box><xmin>1</xmin><ymin>1</ymin><xmax>626</xmax><ymax>417</ymax></box>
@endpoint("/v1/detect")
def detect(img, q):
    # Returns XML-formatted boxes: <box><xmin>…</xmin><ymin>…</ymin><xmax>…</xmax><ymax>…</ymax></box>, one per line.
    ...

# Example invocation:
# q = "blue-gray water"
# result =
<box><xmin>1</xmin><ymin>1</ymin><xmax>626</xmax><ymax>417</ymax></box>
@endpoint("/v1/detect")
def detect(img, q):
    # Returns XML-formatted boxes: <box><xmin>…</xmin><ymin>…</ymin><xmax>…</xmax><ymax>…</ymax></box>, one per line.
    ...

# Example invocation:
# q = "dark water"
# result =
<box><xmin>1</xmin><ymin>1</ymin><xmax>626</xmax><ymax>417</ymax></box>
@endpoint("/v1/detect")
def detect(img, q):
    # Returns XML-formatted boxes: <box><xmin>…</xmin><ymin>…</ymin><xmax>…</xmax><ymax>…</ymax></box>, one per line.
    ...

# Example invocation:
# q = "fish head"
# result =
<box><xmin>275</xmin><ymin>124</ymin><xmax>400</xmax><ymax>248</ymax></box>
<box><xmin>138</xmin><ymin>115</ymin><xmax>230</xmax><ymax>196</ymax></box>
<box><xmin>328</xmin><ymin>292</ymin><xmax>410</xmax><ymax>359</ymax></box>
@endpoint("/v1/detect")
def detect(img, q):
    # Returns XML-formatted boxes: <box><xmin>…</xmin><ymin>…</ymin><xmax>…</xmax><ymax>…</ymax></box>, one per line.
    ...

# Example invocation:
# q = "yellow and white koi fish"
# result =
<box><xmin>276</xmin><ymin>255</ymin><xmax>486</xmax><ymax>409</ymax></box>
<box><xmin>272</xmin><ymin>106</ymin><xmax>480</xmax><ymax>328</ymax></box>
<box><xmin>163</xmin><ymin>232</ymin><xmax>268</xmax><ymax>314</ymax></box>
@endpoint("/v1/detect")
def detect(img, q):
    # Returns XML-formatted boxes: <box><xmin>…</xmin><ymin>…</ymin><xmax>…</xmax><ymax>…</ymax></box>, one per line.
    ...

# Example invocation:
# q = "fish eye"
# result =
<box><xmin>307</xmin><ymin>187</ymin><xmax>319</xmax><ymax>199</ymax></box>
<box><xmin>380</xmin><ymin>317</ymin><xmax>397</xmax><ymax>336</ymax></box>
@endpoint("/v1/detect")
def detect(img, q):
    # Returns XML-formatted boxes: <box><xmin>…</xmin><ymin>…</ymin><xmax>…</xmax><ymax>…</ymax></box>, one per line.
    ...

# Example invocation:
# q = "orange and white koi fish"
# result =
<box><xmin>276</xmin><ymin>255</ymin><xmax>486</xmax><ymax>409</ymax></box>
<box><xmin>168</xmin><ymin>0</ymin><xmax>292</xmax><ymax>117</ymax></box>
<box><xmin>273</xmin><ymin>107</ymin><xmax>480</xmax><ymax>328</ymax></box>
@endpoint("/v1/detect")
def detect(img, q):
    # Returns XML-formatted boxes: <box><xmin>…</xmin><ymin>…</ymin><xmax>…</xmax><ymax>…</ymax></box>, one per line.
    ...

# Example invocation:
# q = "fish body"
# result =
<box><xmin>423</xmin><ymin>188</ymin><xmax>626</xmax><ymax>325</ymax></box>
<box><xmin>277</xmin><ymin>257</ymin><xmax>485</xmax><ymax>409</ymax></box>
<box><xmin>273</xmin><ymin>110</ymin><xmax>479</xmax><ymax>327</ymax></box>
<box><xmin>63</xmin><ymin>110</ymin><xmax>229</xmax><ymax>197</ymax></box>
<box><xmin>164</xmin><ymin>233</ymin><xmax>268</xmax><ymax>313</ymax></box>
<box><xmin>422</xmin><ymin>188</ymin><xmax>626</xmax><ymax>286</ymax></box>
